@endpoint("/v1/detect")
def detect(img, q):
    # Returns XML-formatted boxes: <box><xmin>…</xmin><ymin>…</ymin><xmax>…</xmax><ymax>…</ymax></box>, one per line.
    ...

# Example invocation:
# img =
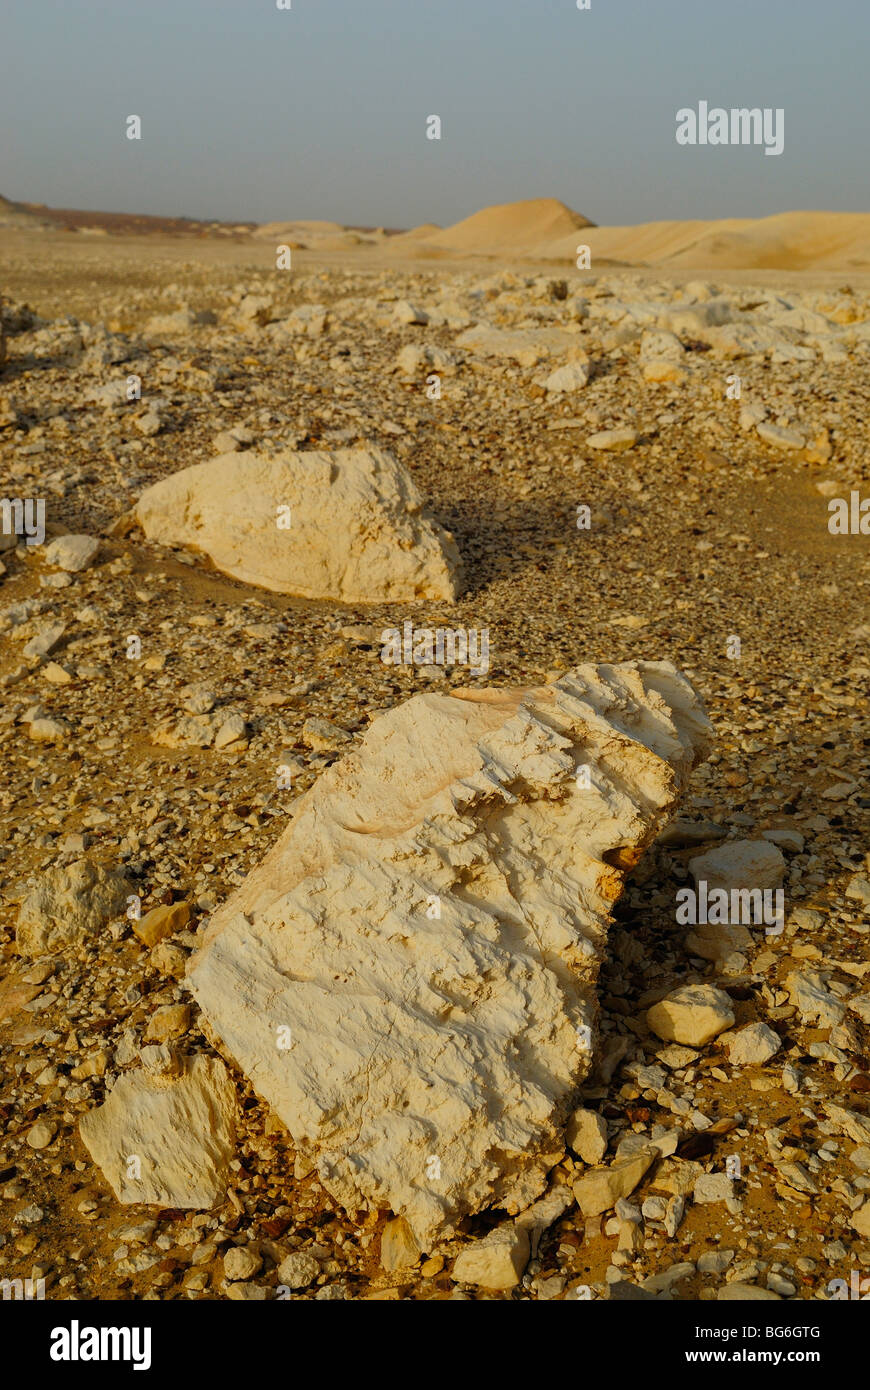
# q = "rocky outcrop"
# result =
<box><xmin>133</xmin><ymin>447</ymin><xmax>462</xmax><ymax>603</ymax></box>
<box><xmin>188</xmin><ymin>661</ymin><xmax>711</xmax><ymax>1247</ymax></box>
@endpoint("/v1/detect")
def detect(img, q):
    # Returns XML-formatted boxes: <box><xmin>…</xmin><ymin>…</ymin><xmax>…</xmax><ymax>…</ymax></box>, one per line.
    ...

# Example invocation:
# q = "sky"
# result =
<box><xmin>2</xmin><ymin>0</ymin><xmax>868</xmax><ymax>229</ymax></box>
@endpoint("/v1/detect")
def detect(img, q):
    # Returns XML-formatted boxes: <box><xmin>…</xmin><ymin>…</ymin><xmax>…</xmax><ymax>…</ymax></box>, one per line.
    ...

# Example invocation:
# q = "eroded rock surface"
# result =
<box><xmin>79</xmin><ymin>1055</ymin><xmax>238</xmax><ymax>1208</ymax></box>
<box><xmin>189</xmin><ymin>660</ymin><xmax>711</xmax><ymax>1246</ymax></box>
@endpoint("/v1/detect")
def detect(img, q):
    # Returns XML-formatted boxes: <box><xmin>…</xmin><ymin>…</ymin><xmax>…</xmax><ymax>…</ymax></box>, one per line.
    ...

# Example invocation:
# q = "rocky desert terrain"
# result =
<box><xmin>1</xmin><ymin>201</ymin><xmax>869</xmax><ymax>1303</ymax></box>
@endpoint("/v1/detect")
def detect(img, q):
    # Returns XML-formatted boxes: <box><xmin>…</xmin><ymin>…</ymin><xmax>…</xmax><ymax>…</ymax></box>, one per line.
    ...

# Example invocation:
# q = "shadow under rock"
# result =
<box><xmin>437</xmin><ymin>493</ymin><xmax>584</xmax><ymax>598</ymax></box>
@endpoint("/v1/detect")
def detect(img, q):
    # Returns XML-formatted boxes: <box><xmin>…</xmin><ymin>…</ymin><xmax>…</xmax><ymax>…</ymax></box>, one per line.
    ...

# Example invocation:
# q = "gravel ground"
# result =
<box><xmin>0</xmin><ymin>231</ymin><xmax>869</xmax><ymax>1301</ymax></box>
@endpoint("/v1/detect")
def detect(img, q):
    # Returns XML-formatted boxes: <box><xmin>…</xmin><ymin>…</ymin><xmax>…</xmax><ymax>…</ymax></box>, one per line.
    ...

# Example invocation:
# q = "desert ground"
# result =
<box><xmin>1</xmin><ymin>196</ymin><xmax>869</xmax><ymax>1302</ymax></box>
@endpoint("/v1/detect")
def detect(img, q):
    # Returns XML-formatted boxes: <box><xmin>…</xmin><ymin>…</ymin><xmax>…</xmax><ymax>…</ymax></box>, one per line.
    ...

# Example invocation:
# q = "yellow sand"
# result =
<box><xmin>387</xmin><ymin>200</ymin><xmax>870</xmax><ymax>272</ymax></box>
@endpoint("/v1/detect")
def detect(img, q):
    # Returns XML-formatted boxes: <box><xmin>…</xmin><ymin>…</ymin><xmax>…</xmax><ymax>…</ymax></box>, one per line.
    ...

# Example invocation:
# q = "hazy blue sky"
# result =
<box><xmin>3</xmin><ymin>0</ymin><xmax>868</xmax><ymax>228</ymax></box>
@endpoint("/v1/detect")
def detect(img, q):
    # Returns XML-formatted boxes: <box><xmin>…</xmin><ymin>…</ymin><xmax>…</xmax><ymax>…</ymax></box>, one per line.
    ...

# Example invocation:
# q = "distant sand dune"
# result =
<box><xmin>4</xmin><ymin>190</ymin><xmax>870</xmax><ymax>273</ymax></box>
<box><xmin>399</xmin><ymin>197</ymin><xmax>595</xmax><ymax>257</ymax></box>
<box><xmin>384</xmin><ymin>200</ymin><xmax>870</xmax><ymax>273</ymax></box>
<box><xmin>539</xmin><ymin>210</ymin><xmax>870</xmax><ymax>272</ymax></box>
<box><xmin>397</xmin><ymin>222</ymin><xmax>442</xmax><ymax>240</ymax></box>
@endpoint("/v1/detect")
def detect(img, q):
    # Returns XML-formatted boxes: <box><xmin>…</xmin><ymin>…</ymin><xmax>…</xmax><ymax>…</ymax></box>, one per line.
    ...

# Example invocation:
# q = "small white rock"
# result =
<box><xmin>756</xmin><ymin>422</ymin><xmax>805</xmax><ymax>450</ymax></box>
<box><xmin>277</xmin><ymin>1251</ymin><xmax>320</xmax><ymax>1289</ymax></box>
<box><xmin>586</xmin><ymin>427</ymin><xmax>638</xmax><ymax>452</ymax></box>
<box><xmin>451</xmin><ymin>1223</ymin><xmax>529</xmax><ymax>1290</ymax></box>
<box><xmin>726</xmin><ymin>1022</ymin><xmax>781</xmax><ymax>1067</ymax></box>
<box><xmin>647</xmin><ymin>984</ymin><xmax>735</xmax><ymax>1047</ymax></box>
<box><xmin>223</xmin><ymin>1246</ymin><xmax>263</xmax><ymax>1282</ymax></box>
<box><xmin>43</xmin><ymin>534</ymin><xmax>100</xmax><ymax>572</ymax></box>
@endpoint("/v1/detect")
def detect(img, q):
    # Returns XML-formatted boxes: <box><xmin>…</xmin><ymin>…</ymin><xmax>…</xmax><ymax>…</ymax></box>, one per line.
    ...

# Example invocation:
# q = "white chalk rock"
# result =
<box><xmin>726</xmin><ymin>1022</ymin><xmax>781</xmax><ymax>1067</ymax></box>
<box><xmin>133</xmin><ymin>448</ymin><xmax>461</xmax><ymax>603</ymax></box>
<box><xmin>573</xmin><ymin>1147</ymin><xmax>657</xmax><ymax>1217</ymax></box>
<box><xmin>394</xmin><ymin>344</ymin><xmax>461</xmax><ymax>376</ymax></box>
<box><xmin>586</xmin><ymin>428</ymin><xmax>639</xmax><ymax>452</ymax></box>
<box><xmin>664</xmin><ymin>300</ymin><xmax>734</xmax><ymax>334</ymax></box>
<box><xmin>455</xmin><ymin>324</ymin><xmax>580</xmax><ymax>368</ymax></box>
<box><xmin>647</xmin><ymin>984</ymin><xmax>735</xmax><ymax>1047</ymax></box>
<box><xmin>543</xmin><ymin>360</ymin><xmax>590</xmax><ymax>393</ymax></box>
<box><xmin>689</xmin><ymin>839</ymin><xmax>786</xmax><ymax>892</ymax></box>
<box><xmin>639</xmin><ymin>330</ymin><xmax>685</xmax><ymax>363</ymax></box>
<box><xmin>566</xmin><ymin>1107</ymin><xmax>608</xmax><ymax>1165</ymax></box>
<box><xmin>188</xmin><ymin>661</ymin><xmax>711</xmax><ymax>1248</ymax></box>
<box><xmin>79</xmin><ymin>1055</ymin><xmax>238</xmax><ymax>1208</ymax></box>
<box><xmin>394</xmin><ymin>300</ymin><xmax>429</xmax><ymax>325</ymax></box>
<box><xmin>452</xmin><ymin>1222</ymin><xmax>530</xmax><ymax>1289</ymax></box>
<box><xmin>43</xmin><ymin>534</ymin><xmax>100</xmax><ymax>572</ymax></box>
<box><xmin>756</xmin><ymin>422</ymin><xmax>806</xmax><ymax>451</ymax></box>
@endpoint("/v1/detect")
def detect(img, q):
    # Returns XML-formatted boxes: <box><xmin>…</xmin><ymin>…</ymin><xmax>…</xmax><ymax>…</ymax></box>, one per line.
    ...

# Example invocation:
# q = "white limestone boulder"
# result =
<box><xmin>451</xmin><ymin>1222</ymin><xmax>530</xmax><ymax>1289</ymax></box>
<box><xmin>188</xmin><ymin>661</ymin><xmax>712</xmax><ymax>1247</ymax></box>
<box><xmin>79</xmin><ymin>1055</ymin><xmax>238</xmax><ymax>1208</ymax></box>
<box><xmin>133</xmin><ymin>447</ymin><xmax>461</xmax><ymax>603</ymax></box>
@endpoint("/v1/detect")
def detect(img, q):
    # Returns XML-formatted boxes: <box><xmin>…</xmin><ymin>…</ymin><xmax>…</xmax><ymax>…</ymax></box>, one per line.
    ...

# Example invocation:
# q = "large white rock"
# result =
<box><xmin>717</xmin><ymin>1282</ymin><xmax>781</xmax><ymax>1302</ymax></box>
<box><xmin>573</xmin><ymin>1147</ymin><xmax>657</xmax><ymax>1217</ymax></box>
<box><xmin>79</xmin><ymin>1055</ymin><xmax>238</xmax><ymax>1208</ymax></box>
<box><xmin>133</xmin><ymin>448</ymin><xmax>461</xmax><ymax>603</ymax></box>
<box><xmin>566</xmin><ymin>1107</ymin><xmax>608</xmax><ymax>1165</ymax></box>
<box><xmin>726</xmin><ymin>1022</ymin><xmax>781</xmax><ymax>1067</ymax></box>
<box><xmin>188</xmin><ymin>661</ymin><xmax>711</xmax><ymax>1247</ymax></box>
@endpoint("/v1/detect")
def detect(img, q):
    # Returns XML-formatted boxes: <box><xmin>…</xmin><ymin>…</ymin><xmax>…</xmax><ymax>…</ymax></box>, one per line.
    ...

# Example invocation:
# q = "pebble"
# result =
<box><xmin>223</xmin><ymin>1246</ymin><xmax>263</xmax><ymax>1281</ymax></box>
<box><xmin>26</xmin><ymin>1120</ymin><xmax>57</xmax><ymax>1150</ymax></box>
<box><xmin>586</xmin><ymin>427</ymin><xmax>639</xmax><ymax>451</ymax></box>
<box><xmin>277</xmin><ymin>1252</ymin><xmax>320</xmax><ymax>1289</ymax></box>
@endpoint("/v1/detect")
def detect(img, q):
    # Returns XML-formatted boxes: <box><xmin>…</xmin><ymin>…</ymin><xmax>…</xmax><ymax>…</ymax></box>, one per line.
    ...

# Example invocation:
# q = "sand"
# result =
<box><xmin>381</xmin><ymin>199</ymin><xmax>870</xmax><ymax>274</ymax></box>
<box><xmin>390</xmin><ymin>196</ymin><xmax>594</xmax><ymax>257</ymax></box>
<box><xmin>548</xmin><ymin>209</ymin><xmax>870</xmax><ymax>273</ymax></box>
<box><xmin>7</xmin><ymin>192</ymin><xmax>870</xmax><ymax>273</ymax></box>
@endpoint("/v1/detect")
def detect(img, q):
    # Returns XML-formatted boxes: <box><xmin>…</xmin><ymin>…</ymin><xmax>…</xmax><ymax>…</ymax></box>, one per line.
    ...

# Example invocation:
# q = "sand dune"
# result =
<box><xmin>398</xmin><ymin>222</ymin><xmax>442</xmax><ymax>240</ymax></box>
<box><xmin>543</xmin><ymin>210</ymin><xmax>870</xmax><ymax>272</ymax></box>
<box><xmin>403</xmin><ymin>197</ymin><xmax>594</xmax><ymax>257</ymax></box>
<box><xmin>5</xmin><ymin>190</ymin><xmax>870</xmax><ymax>273</ymax></box>
<box><xmin>382</xmin><ymin>199</ymin><xmax>870</xmax><ymax>273</ymax></box>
